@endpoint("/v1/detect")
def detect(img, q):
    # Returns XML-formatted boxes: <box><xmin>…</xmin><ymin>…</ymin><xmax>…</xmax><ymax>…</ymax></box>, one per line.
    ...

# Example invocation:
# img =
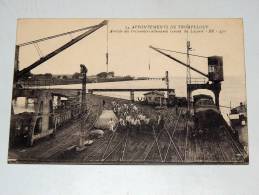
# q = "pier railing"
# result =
<box><xmin>18</xmin><ymin>78</ymin><xmax>81</xmax><ymax>89</ymax></box>
<box><xmin>18</xmin><ymin>80</ymin><xmax>51</xmax><ymax>89</ymax></box>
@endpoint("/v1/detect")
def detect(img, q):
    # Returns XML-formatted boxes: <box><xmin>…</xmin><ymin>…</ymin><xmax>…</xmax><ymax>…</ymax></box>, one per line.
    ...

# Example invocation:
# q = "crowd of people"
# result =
<box><xmin>110</xmin><ymin>101</ymin><xmax>165</xmax><ymax>134</ymax></box>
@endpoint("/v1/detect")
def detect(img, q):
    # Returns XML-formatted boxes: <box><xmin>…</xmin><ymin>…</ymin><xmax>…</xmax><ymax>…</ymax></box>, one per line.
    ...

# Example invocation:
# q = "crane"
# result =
<box><xmin>149</xmin><ymin>45</ymin><xmax>223</xmax><ymax>110</ymax></box>
<box><xmin>11</xmin><ymin>20</ymin><xmax>108</xmax><ymax>148</ymax></box>
<box><xmin>14</xmin><ymin>20</ymin><xmax>108</xmax><ymax>82</ymax></box>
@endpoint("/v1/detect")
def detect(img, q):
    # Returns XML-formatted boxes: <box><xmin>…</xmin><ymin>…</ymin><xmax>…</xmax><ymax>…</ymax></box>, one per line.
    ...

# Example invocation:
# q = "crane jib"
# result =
<box><xmin>16</xmin><ymin>20</ymin><xmax>107</xmax><ymax>81</ymax></box>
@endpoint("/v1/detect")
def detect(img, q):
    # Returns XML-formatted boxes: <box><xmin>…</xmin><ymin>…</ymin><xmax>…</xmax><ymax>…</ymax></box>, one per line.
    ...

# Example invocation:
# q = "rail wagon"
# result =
<box><xmin>10</xmin><ymin>91</ymin><xmax>81</xmax><ymax>147</ymax></box>
<box><xmin>193</xmin><ymin>94</ymin><xmax>222</xmax><ymax>134</ymax></box>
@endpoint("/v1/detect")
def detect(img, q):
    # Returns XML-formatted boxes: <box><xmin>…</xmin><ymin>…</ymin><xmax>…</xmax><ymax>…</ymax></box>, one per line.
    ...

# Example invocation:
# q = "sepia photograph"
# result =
<box><xmin>8</xmin><ymin>18</ymin><xmax>248</xmax><ymax>164</ymax></box>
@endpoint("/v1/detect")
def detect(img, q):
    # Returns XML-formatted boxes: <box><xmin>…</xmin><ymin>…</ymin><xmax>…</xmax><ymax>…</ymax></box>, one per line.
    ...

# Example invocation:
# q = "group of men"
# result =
<box><xmin>110</xmin><ymin>101</ymin><xmax>165</xmax><ymax>133</ymax></box>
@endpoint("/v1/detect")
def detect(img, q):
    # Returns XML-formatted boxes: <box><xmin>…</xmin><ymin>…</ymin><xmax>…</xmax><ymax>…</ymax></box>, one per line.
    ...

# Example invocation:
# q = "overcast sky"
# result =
<box><xmin>16</xmin><ymin>19</ymin><xmax>245</xmax><ymax>79</ymax></box>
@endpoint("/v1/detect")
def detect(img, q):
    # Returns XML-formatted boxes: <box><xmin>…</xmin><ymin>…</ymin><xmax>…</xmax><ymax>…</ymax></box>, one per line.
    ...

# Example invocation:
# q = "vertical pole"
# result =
<box><xmin>165</xmin><ymin>71</ymin><xmax>169</xmax><ymax>96</ymax></box>
<box><xmin>13</xmin><ymin>45</ymin><xmax>20</xmax><ymax>84</ymax></box>
<box><xmin>25</xmin><ymin>97</ymin><xmax>29</xmax><ymax>109</ymax></box>
<box><xmin>14</xmin><ymin>45</ymin><xmax>20</xmax><ymax>73</ymax></box>
<box><xmin>186</xmin><ymin>41</ymin><xmax>191</xmax><ymax>114</ymax></box>
<box><xmin>106</xmin><ymin>23</ymin><xmax>109</xmax><ymax>73</ymax></box>
<box><xmin>79</xmin><ymin>64</ymin><xmax>87</xmax><ymax>148</ymax></box>
<box><xmin>81</xmin><ymin>65</ymin><xmax>87</xmax><ymax>113</ymax></box>
<box><xmin>165</xmin><ymin>71</ymin><xmax>169</xmax><ymax>106</ymax></box>
<box><xmin>184</xmin><ymin>41</ymin><xmax>191</xmax><ymax>161</ymax></box>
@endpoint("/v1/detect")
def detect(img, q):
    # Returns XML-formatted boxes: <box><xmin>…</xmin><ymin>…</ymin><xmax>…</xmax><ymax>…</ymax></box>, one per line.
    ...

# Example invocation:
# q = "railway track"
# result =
<box><xmin>54</xmin><ymin>106</ymin><xmax>247</xmax><ymax>164</ymax></box>
<box><xmin>219</xmin><ymin>125</ymin><xmax>247</xmax><ymax>162</ymax></box>
<box><xmin>164</xmin><ymin>109</ymin><xmax>184</xmax><ymax>162</ymax></box>
<box><xmin>184</xmin><ymin>123</ymin><xmax>247</xmax><ymax>163</ymax></box>
<box><xmin>42</xmin><ymin>106</ymin><xmax>102</xmax><ymax>160</ymax></box>
<box><xmin>144</xmin><ymin>108</ymin><xmax>184</xmax><ymax>163</ymax></box>
<box><xmin>143</xmin><ymin>112</ymin><xmax>174</xmax><ymax>161</ymax></box>
<box><xmin>101</xmin><ymin>132</ymin><xmax>128</xmax><ymax>161</ymax></box>
<box><xmin>82</xmin><ymin>108</ymin><xmax>183</xmax><ymax>163</ymax></box>
<box><xmin>82</xmin><ymin>131</ymin><xmax>113</xmax><ymax>161</ymax></box>
<box><xmin>120</xmin><ymin>129</ymin><xmax>129</xmax><ymax>161</ymax></box>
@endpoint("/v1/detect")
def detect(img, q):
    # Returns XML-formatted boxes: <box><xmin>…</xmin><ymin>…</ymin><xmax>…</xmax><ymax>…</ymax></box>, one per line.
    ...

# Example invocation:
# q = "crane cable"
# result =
<box><xmin>152</xmin><ymin>46</ymin><xmax>208</xmax><ymax>59</ymax></box>
<box><xmin>148</xmin><ymin>56</ymin><xmax>151</xmax><ymax>71</ymax></box>
<box><xmin>69</xmin><ymin>33</ymin><xmax>73</xmax><ymax>40</ymax></box>
<box><xmin>33</xmin><ymin>43</ymin><xmax>43</xmax><ymax>58</ymax></box>
<box><xmin>148</xmin><ymin>46</ymin><xmax>151</xmax><ymax>71</ymax></box>
<box><xmin>18</xmin><ymin>24</ymin><xmax>101</xmax><ymax>47</ymax></box>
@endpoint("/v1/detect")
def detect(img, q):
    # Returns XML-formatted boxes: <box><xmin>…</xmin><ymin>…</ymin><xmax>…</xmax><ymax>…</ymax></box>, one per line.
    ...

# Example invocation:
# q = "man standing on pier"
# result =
<box><xmin>108</xmin><ymin>118</ymin><xmax>116</xmax><ymax>132</ymax></box>
<box><xmin>102</xmin><ymin>99</ymin><xmax>106</xmax><ymax>108</ymax></box>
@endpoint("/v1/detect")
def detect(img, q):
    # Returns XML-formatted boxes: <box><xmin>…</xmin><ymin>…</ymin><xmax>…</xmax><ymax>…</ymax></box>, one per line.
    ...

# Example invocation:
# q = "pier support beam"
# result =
<box><xmin>13</xmin><ymin>97</ymin><xmax>17</xmax><ymax>105</ymax></box>
<box><xmin>57</xmin><ymin>96</ymin><xmax>61</xmax><ymax>107</ymax></box>
<box><xmin>211</xmin><ymin>83</ymin><xmax>221</xmax><ymax>110</ymax></box>
<box><xmin>130</xmin><ymin>91</ymin><xmax>134</xmax><ymax>102</ymax></box>
<box><xmin>25</xmin><ymin>97</ymin><xmax>29</xmax><ymax>108</ymax></box>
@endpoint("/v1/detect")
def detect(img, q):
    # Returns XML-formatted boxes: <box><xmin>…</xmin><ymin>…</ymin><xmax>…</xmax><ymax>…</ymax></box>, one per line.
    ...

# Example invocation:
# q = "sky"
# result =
<box><xmin>16</xmin><ymin>19</ymin><xmax>246</xmax><ymax>79</ymax></box>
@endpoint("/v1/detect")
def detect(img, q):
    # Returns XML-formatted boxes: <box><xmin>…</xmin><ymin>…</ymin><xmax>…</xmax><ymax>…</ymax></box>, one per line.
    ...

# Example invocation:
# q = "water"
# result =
<box><xmin>36</xmin><ymin>76</ymin><xmax>247</xmax><ymax>118</ymax></box>
<box><xmin>44</xmin><ymin>76</ymin><xmax>245</xmax><ymax>103</ymax></box>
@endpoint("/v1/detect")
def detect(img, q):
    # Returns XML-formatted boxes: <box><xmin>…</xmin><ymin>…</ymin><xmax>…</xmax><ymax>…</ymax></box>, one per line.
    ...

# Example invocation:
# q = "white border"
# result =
<box><xmin>0</xmin><ymin>0</ymin><xmax>259</xmax><ymax>194</ymax></box>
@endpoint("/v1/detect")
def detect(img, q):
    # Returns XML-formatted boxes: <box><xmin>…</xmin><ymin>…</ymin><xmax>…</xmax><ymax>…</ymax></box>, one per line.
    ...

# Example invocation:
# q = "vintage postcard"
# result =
<box><xmin>8</xmin><ymin>19</ymin><xmax>248</xmax><ymax>164</ymax></box>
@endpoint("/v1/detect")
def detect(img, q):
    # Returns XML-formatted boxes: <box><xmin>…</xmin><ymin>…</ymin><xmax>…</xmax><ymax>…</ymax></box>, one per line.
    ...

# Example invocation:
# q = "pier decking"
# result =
<box><xmin>8</xmin><ymin>94</ymin><xmax>247</xmax><ymax>164</ymax></box>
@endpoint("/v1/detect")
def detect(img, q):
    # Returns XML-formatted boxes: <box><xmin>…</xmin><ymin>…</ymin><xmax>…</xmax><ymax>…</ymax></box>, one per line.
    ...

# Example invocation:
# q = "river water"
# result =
<box><xmin>35</xmin><ymin>76</ymin><xmax>247</xmax><ymax>121</ymax></box>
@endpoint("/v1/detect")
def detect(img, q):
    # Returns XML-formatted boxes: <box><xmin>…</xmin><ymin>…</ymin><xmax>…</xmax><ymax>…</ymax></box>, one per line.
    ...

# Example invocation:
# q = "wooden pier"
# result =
<box><xmin>88</xmin><ymin>88</ymin><xmax>175</xmax><ymax>101</ymax></box>
<box><xmin>8</xmin><ymin>94</ymin><xmax>247</xmax><ymax>164</ymax></box>
<box><xmin>19</xmin><ymin>87</ymin><xmax>175</xmax><ymax>102</ymax></box>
